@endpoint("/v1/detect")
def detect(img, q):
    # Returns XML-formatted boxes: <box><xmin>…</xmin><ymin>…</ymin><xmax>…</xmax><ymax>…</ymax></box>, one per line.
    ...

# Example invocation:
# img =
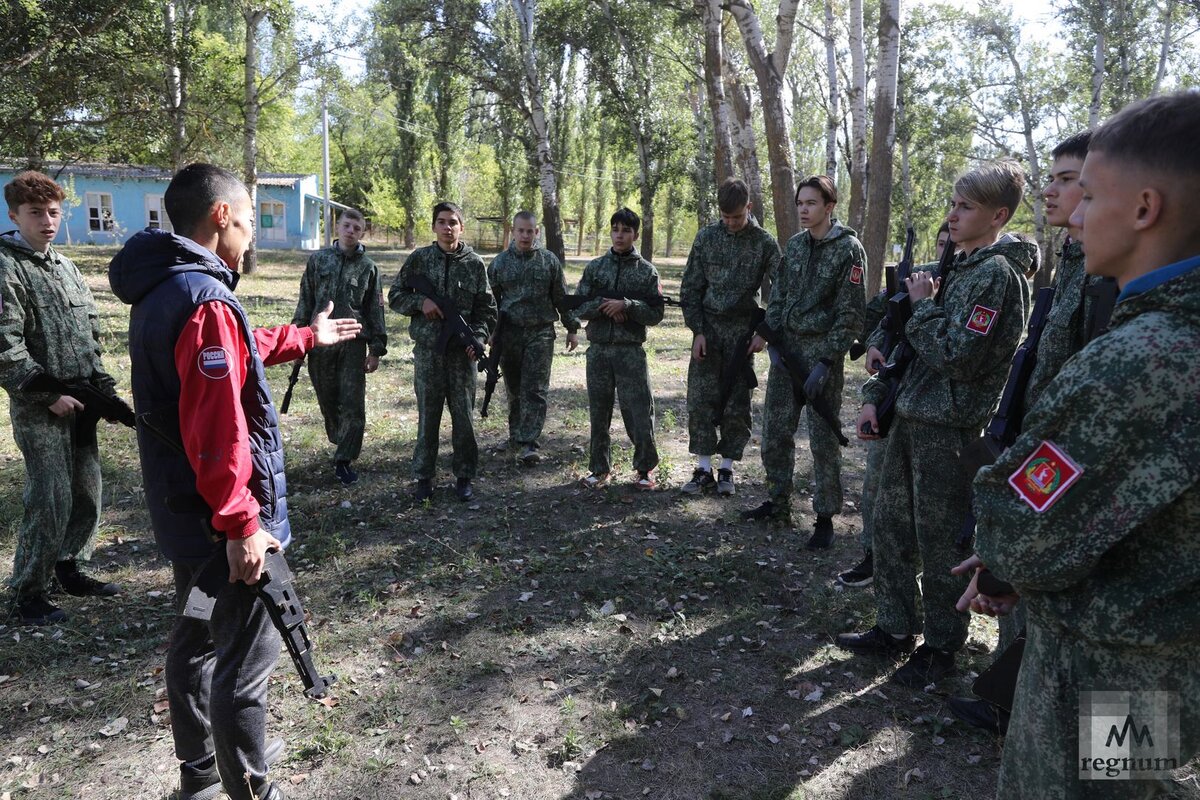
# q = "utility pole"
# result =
<box><xmin>322</xmin><ymin>93</ymin><xmax>332</xmax><ymax>247</ymax></box>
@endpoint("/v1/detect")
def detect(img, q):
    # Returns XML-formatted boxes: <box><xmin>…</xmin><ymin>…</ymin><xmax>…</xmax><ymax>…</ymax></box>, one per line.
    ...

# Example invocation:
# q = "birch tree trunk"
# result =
<box><xmin>163</xmin><ymin>0</ymin><xmax>191</xmax><ymax>171</ymax></box>
<box><xmin>861</xmin><ymin>0</ymin><xmax>900</xmax><ymax>296</ymax></box>
<box><xmin>242</xmin><ymin>5</ymin><xmax>267</xmax><ymax>274</ymax></box>
<box><xmin>823</xmin><ymin>0</ymin><xmax>839</xmax><ymax>178</ymax></box>
<box><xmin>1152</xmin><ymin>0</ymin><xmax>1175</xmax><ymax>95</ymax></box>
<box><xmin>699</xmin><ymin>0</ymin><xmax>735</xmax><ymax>184</ymax></box>
<box><xmin>847</xmin><ymin>0</ymin><xmax>868</xmax><ymax>233</ymax></box>
<box><xmin>1090</xmin><ymin>25</ymin><xmax>1106</xmax><ymax>127</ymax></box>
<box><xmin>724</xmin><ymin>58</ymin><xmax>764</xmax><ymax>220</ymax></box>
<box><xmin>688</xmin><ymin>78</ymin><xmax>715</xmax><ymax>225</ymax></box>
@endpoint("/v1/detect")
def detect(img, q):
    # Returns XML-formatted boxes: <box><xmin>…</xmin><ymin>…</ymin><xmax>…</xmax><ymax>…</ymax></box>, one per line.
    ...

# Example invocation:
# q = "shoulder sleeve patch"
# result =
<box><xmin>197</xmin><ymin>345</ymin><xmax>233</xmax><ymax>380</ymax></box>
<box><xmin>1007</xmin><ymin>440</ymin><xmax>1083</xmax><ymax>512</ymax></box>
<box><xmin>849</xmin><ymin>264</ymin><xmax>863</xmax><ymax>285</ymax></box>
<box><xmin>966</xmin><ymin>304</ymin><xmax>999</xmax><ymax>335</ymax></box>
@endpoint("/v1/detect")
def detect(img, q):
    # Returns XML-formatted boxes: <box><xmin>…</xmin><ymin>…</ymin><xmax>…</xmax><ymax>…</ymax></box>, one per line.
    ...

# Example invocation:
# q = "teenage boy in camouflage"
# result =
<box><xmin>678</xmin><ymin>178</ymin><xmax>780</xmax><ymax>497</ymax></box>
<box><xmin>1</xmin><ymin>171</ymin><xmax>123</xmax><ymax>625</ymax></box>
<box><xmin>742</xmin><ymin>175</ymin><xmax>866</xmax><ymax>549</ymax></box>
<box><xmin>292</xmin><ymin>207</ymin><xmax>387</xmax><ymax>486</ymax></box>
<box><xmin>487</xmin><ymin>210</ymin><xmax>579</xmax><ymax>464</ymax></box>
<box><xmin>838</xmin><ymin>161</ymin><xmax>1033</xmax><ymax>688</ymax></box>
<box><xmin>577</xmin><ymin>207</ymin><xmax>664</xmax><ymax>490</ymax></box>
<box><xmin>389</xmin><ymin>202</ymin><xmax>496</xmax><ymax>503</ymax></box>
<box><xmin>967</xmin><ymin>91</ymin><xmax>1200</xmax><ymax>800</ymax></box>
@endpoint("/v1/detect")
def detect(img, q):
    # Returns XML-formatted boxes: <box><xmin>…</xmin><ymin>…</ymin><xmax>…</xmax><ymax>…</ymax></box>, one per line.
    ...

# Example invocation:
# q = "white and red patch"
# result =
<box><xmin>197</xmin><ymin>346</ymin><xmax>232</xmax><ymax>380</ymax></box>
<box><xmin>1007</xmin><ymin>440</ymin><xmax>1083</xmax><ymax>513</ymax></box>
<box><xmin>849</xmin><ymin>264</ymin><xmax>863</xmax><ymax>285</ymax></box>
<box><xmin>966</xmin><ymin>304</ymin><xmax>998</xmax><ymax>336</ymax></box>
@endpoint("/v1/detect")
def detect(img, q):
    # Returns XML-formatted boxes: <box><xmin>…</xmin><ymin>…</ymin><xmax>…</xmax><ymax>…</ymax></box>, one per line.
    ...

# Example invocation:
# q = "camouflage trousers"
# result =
<box><xmin>499</xmin><ymin>322</ymin><xmax>555</xmax><ymax>447</ymax></box>
<box><xmin>998</xmin><ymin>600</ymin><xmax>1028</xmax><ymax>655</ymax></box>
<box><xmin>412</xmin><ymin>344</ymin><xmax>479</xmax><ymax>481</ymax></box>
<box><xmin>8</xmin><ymin>402</ymin><xmax>101</xmax><ymax>599</ymax></box>
<box><xmin>586</xmin><ymin>342</ymin><xmax>658</xmax><ymax>476</ymax></box>
<box><xmin>998</xmin><ymin>620</ymin><xmax>1200</xmax><ymax>800</ymax></box>
<box><xmin>685</xmin><ymin>317</ymin><xmax>757</xmax><ymax>461</ymax></box>
<box><xmin>859</xmin><ymin>438</ymin><xmax>885</xmax><ymax>550</ymax></box>
<box><xmin>760</xmin><ymin>354</ymin><xmax>845</xmax><ymax>517</ymax></box>
<box><xmin>307</xmin><ymin>338</ymin><xmax>367</xmax><ymax>462</ymax></box>
<box><xmin>872</xmin><ymin>417</ymin><xmax>974</xmax><ymax>652</ymax></box>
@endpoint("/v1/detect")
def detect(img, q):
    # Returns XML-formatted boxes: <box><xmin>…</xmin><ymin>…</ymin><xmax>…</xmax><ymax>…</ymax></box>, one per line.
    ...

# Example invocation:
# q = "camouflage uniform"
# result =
<box><xmin>679</xmin><ymin>217</ymin><xmax>780</xmax><ymax>460</ymax></box>
<box><xmin>487</xmin><ymin>243</ymin><xmax>578</xmax><ymax>448</ymax></box>
<box><xmin>0</xmin><ymin>233</ymin><xmax>117</xmax><ymax>601</ymax></box>
<box><xmin>858</xmin><ymin>290</ymin><xmax>889</xmax><ymax>549</ymax></box>
<box><xmin>576</xmin><ymin>247</ymin><xmax>664</xmax><ymax>476</ymax></box>
<box><xmin>388</xmin><ymin>243</ymin><xmax>496</xmax><ymax>481</ymax></box>
<box><xmin>760</xmin><ymin>223</ymin><xmax>866</xmax><ymax>516</ymax></box>
<box><xmin>973</xmin><ymin>257</ymin><xmax>1200</xmax><ymax>799</ymax></box>
<box><xmin>292</xmin><ymin>242</ymin><xmax>387</xmax><ymax>463</ymax></box>
<box><xmin>863</xmin><ymin>236</ymin><xmax>1033</xmax><ymax>651</ymax></box>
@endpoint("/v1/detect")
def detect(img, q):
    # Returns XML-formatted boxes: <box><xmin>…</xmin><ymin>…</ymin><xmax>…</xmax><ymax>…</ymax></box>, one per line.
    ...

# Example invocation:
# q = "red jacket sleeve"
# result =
<box><xmin>174</xmin><ymin>304</ymin><xmax>314</xmax><ymax>539</ymax></box>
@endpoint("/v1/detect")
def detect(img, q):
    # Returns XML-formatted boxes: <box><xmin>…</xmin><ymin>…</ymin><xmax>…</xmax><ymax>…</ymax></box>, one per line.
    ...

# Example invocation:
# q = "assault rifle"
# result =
<box><xmin>848</xmin><ymin>265</ymin><xmax>895</xmax><ymax>361</ymax></box>
<box><xmin>279</xmin><ymin>357</ymin><xmax>305</xmax><ymax>414</ymax></box>
<box><xmin>874</xmin><ymin>226</ymin><xmax>918</xmax><ymax>368</ymax></box>
<box><xmin>403</xmin><ymin>273</ymin><xmax>487</xmax><ymax>361</ymax></box>
<box><xmin>560</xmin><ymin>290</ymin><xmax>681</xmax><ymax>310</ymax></box>
<box><xmin>479</xmin><ymin>311</ymin><xmax>507</xmax><ymax>418</ymax></box>
<box><xmin>754</xmin><ymin>322</ymin><xmax>850</xmax><ymax>446</ymax></box>
<box><xmin>714</xmin><ymin>306</ymin><xmax>765</xmax><ymax>426</ymax></box>
<box><xmin>1084</xmin><ymin>277</ymin><xmax>1119</xmax><ymax>342</ymax></box>
<box><xmin>869</xmin><ymin>233</ymin><xmax>957</xmax><ymax>437</ymax></box>
<box><xmin>19</xmin><ymin>371</ymin><xmax>135</xmax><ymax>446</ymax></box>
<box><xmin>137</xmin><ymin>404</ymin><xmax>337</xmax><ymax>700</ymax></box>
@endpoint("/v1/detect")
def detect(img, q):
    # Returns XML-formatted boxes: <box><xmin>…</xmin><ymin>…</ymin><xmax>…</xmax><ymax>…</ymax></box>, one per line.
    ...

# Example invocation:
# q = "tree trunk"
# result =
<box><xmin>665</xmin><ymin>183</ymin><xmax>681</xmax><ymax>257</ymax></box>
<box><xmin>861</xmin><ymin>0</ymin><xmax>900</xmax><ymax>296</ymax></box>
<box><xmin>242</xmin><ymin>6</ymin><xmax>266</xmax><ymax>274</ymax></box>
<box><xmin>636</xmin><ymin>129</ymin><xmax>656</xmax><ymax>259</ymax></box>
<box><xmin>699</xmin><ymin>0</ymin><xmax>735</xmax><ymax>185</ymax></box>
<box><xmin>163</xmin><ymin>0</ymin><xmax>191</xmax><ymax>171</ymax></box>
<box><xmin>1006</xmin><ymin>48</ymin><xmax>1048</xmax><ymax>287</ymax></box>
<box><xmin>1152</xmin><ymin>0</ymin><xmax>1175</xmax><ymax>95</ymax></box>
<box><xmin>593</xmin><ymin>128</ymin><xmax>609</xmax><ymax>255</ymax></box>
<box><xmin>1090</xmin><ymin>24</ymin><xmax>1106</xmax><ymax>127</ymax></box>
<box><xmin>728</xmin><ymin>0</ymin><xmax>801</xmax><ymax>244</ymax></box>
<box><xmin>432</xmin><ymin>71</ymin><xmax>454</xmax><ymax>198</ymax></box>
<box><xmin>847</xmin><ymin>0</ymin><xmax>868</xmax><ymax>233</ymax></box>
<box><xmin>724</xmin><ymin>61</ymin><xmax>764</xmax><ymax>220</ymax></box>
<box><xmin>688</xmin><ymin>78</ymin><xmax>714</xmax><ymax>225</ymax></box>
<box><xmin>898</xmin><ymin>89</ymin><xmax>913</xmax><ymax>232</ymax></box>
<box><xmin>823</xmin><ymin>0</ymin><xmax>839</xmax><ymax>178</ymax></box>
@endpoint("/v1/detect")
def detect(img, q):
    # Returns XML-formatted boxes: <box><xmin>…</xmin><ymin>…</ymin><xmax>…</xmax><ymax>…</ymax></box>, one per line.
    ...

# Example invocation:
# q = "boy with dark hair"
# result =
<box><xmin>742</xmin><ymin>174</ymin><xmax>866</xmax><ymax>549</ymax></box>
<box><xmin>1</xmin><ymin>170</ymin><xmax>124</xmax><ymax>625</ymax></box>
<box><xmin>838</xmin><ymin>160</ymin><xmax>1033</xmax><ymax>688</ymax></box>
<box><xmin>389</xmin><ymin>201</ymin><xmax>496</xmax><ymax>502</ymax></box>
<box><xmin>577</xmin><ymin>207</ymin><xmax>664</xmax><ymax>490</ymax></box>
<box><xmin>968</xmin><ymin>92</ymin><xmax>1200</xmax><ymax>798</ymax></box>
<box><xmin>292</xmin><ymin>207</ymin><xmax>387</xmax><ymax>485</ymax></box>
<box><xmin>487</xmin><ymin>210</ymin><xmax>579</xmax><ymax>464</ymax></box>
<box><xmin>678</xmin><ymin>177</ymin><xmax>780</xmax><ymax>496</ymax></box>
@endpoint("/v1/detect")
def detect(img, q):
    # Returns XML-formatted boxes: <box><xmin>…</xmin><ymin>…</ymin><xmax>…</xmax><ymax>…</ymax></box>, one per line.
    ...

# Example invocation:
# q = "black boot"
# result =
<box><xmin>414</xmin><ymin>478</ymin><xmax>434</xmax><ymax>503</ymax></box>
<box><xmin>55</xmin><ymin>560</ymin><xmax>119</xmax><ymax>597</ymax></box>
<box><xmin>806</xmin><ymin>515</ymin><xmax>835</xmax><ymax>549</ymax></box>
<box><xmin>455</xmin><ymin>477</ymin><xmax>473</xmax><ymax>501</ymax></box>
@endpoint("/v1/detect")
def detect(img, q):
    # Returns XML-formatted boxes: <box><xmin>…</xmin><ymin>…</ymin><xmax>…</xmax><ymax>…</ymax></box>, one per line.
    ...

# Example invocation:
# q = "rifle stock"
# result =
<box><xmin>279</xmin><ymin>357</ymin><xmax>305</xmax><ymax>414</ymax></box>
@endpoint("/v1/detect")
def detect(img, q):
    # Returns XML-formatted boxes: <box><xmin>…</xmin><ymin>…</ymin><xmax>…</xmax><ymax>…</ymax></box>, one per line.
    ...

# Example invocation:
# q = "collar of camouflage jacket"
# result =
<box><xmin>1117</xmin><ymin>252</ymin><xmax>1200</xmax><ymax>304</ymax></box>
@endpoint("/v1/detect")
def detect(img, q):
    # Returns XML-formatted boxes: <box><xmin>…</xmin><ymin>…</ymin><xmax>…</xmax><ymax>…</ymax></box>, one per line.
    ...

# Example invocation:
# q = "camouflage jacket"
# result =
<box><xmin>974</xmin><ymin>256</ymin><xmax>1200</xmax><ymax>648</ymax></box>
<box><xmin>765</xmin><ymin>222</ymin><xmax>867</xmax><ymax>362</ymax></box>
<box><xmin>864</xmin><ymin>235</ymin><xmax>1034</xmax><ymax>429</ymax></box>
<box><xmin>679</xmin><ymin>217</ymin><xmax>780</xmax><ymax>332</ymax></box>
<box><xmin>487</xmin><ymin>244</ymin><xmax>578</xmax><ymax>333</ymax></box>
<box><xmin>293</xmin><ymin>242</ymin><xmax>388</xmax><ymax>357</ymax></box>
<box><xmin>575</xmin><ymin>247</ymin><xmax>663</xmax><ymax>345</ymax></box>
<box><xmin>388</xmin><ymin>242</ymin><xmax>497</xmax><ymax>350</ymax></box>
<box><xmin>0</xmin><ymin>232</ymin><xmax>117</xmax><ymax>408</ymax></box>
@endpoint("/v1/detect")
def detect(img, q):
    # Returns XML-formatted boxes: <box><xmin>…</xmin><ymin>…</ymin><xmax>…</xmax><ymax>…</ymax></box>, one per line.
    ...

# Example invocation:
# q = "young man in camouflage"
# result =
<box><xmin>486</xmin><ymin>210</ymin><xmax>579</xmax><ymax>464</ymax></box>
<box><xmin>0</xmin><ymin>171</ymin><xmax>123</xmax><ymax>625</ymax></box>
<box><xmin>292</xmin><ymin>207</ymin><xmax>387</xmax><ymax>485</ymax></box>
<box><xmin>577</xmin><ymin>207</ymin><xmax>664</xmax><ymax>490</ymax></box>
<box><xmin>967</xmin><ymin>92</ymin><xmax>1200</xmax><ymax>800</ymax></box>
<box><xmin>389</xmin><ymin>202</ymin><xmax>496</xmax><ymax>502</ymax></box>
<box><xmin>742</xmin><ymin>175</ymin><xmax>866</xmax><ymax>549</ymax></box>
<box><xmin>678</xmin><ymin>178</ymin><xmax>780</xmax><ymax>497</ymax></box>
<box><xmin>838</xmin><ymin>161</ymin><xmax>1033</xmax><ymax>687</ymax></box>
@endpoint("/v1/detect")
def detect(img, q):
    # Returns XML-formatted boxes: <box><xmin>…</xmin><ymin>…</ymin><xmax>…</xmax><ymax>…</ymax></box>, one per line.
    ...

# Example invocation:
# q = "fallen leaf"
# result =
<box><xmin>518</xmin><ymin>592</ymin><xmax>534</xmax><ymax>603</ymax></box>
<box><xmin>98</xmin><ymin>717</ymin><xmax>128</xmax><ymax>737</ymax></box>
<box><xmin>599</xmin><ymin>600</ymin><xmax>616</xmax><ymax>616</ymax></box>
<box><xmin>742</xmin><ymin>706</ymin><xmax>753</xmax><ymax>718</ymax></box>
<box><xmin>904</xmin><ymin>767</ymin><xmax>924</xmax><ymax>785</ymax></box>
<box><xmin>804</xmin><ymin>687</ymin><xmax>824</xmax><ymax>702</ymax></box>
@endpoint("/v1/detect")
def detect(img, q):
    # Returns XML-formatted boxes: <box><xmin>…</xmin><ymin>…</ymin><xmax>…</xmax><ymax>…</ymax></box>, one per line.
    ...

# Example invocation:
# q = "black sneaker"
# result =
<box><xmin>835</xmin><ymin>625</ymin><xmax>916</xmax><ymax>655</ymax></box>
<box><xmin>10</xmin><ymin>595</ymin><xmax>68</xmax><ymax>626</ymax></box>
<box><xmin>836</xmin><ymin>550</ymin><xmax>874</xmax><ymax>587</ymax></box>
<box><xmin>806</xmin><ymin>515</ymin><xmax>835</xmax><ymax>549</ymax></box>
<box><xmin>892</xmin><ymin>644</ymin><xmax>958</xmax><ymax>688</ymax></box>
<box><xmin>55</xmin><ymin>560</ymin><xmax>119</xmax><ymax>597</ymax></box>
<box><xmin>740</xmin><ymin>500</ymin><xmax>790</xmax><ymax>525</ymax></box>
<box><xmin>179</xmin><ymin>738</ymin><xmax>285</xmax><ymax>800</ymax></box>
<box><xmin>680</xmin><ymin>468</ymin><xmax>715</xmax><ymax>495</ymax></box>
<box><xmin>947</xmin><ymin>696</ymin><xmax>1009</xmax><ymax>735</ymax></box>
<box><xmin>716</xmin><ymin>468</ymin><xmax>735</xmax><ymax>496</ymax></box>
<box><xmin>414</xmin><ymin>478</ymin><xmax>434</xmax><ymax>503</ymax></box>
<box><xmin>455</xmin><ymin>477</ymin><xmax>473</xmax><ymax>501</ymax></box>
<box><xmin>334</xmin><ymin>461</ymin><xmax>358</xmax><ymax>486</ymax></box>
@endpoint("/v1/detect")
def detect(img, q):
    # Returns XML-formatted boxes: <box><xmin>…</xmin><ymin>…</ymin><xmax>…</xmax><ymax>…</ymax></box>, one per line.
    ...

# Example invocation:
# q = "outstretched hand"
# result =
<box><xmin>310</xmin><ymin>301</ymin><xmax>363</xmax><ymax>346</ymax></box>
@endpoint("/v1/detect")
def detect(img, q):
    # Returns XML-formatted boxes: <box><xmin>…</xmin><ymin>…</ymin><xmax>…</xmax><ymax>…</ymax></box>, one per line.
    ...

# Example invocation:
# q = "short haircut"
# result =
<box><xmin>937</xmin><ymin>221</ymin><xmax>950</xmax><ymax>236</ymax></box>
<box><xmin>513</xmin><ymin>210</ymin><xmax>537</xmax><ymax>225</ymax></box>
<box><xmin>1051</xmin><ymin>131</ymin><xmax>1091</xmax><ymax>162</ymax></box>
<box><xmin>432</xmin><ymin>201</ymin><xmax>464</xmax><ymax>227</ymax></box>
<box><xmin>1010</xmin><ymin>231</ymin><xmax>1042</xmax><ymax>278</ymax></box>
<box><xmin>717</xmin><ymin>178</ymin><xmax>750</xmax><ymax>213</ymax></box>
<box><xmin>339</xmin><ymin>208</ymin><xmax>365</xmax><ymax>224</ymax></box>
<box><xmin>164</xmin><ymin>163</ymin><xmax>247</xmax><ymax>237</ymax></box>
<box><xmin>4</xmin><ymin>170</ymin><xmax>65</xmax><ymax>210</ymax></box>
<box><xmin>954</xmin><ymin>160</ymin><xmax>1025</xmax><ymax>222</ymax></box>
<box><xmin>610</xmin><ymin>206</ymin><xmax>640</xmax><ymax>234</ymax></box>
<box><xmin>795</xmin><ymin>174</ymin><xmax>837</xmax><ymax>205</ymax></box>
<box><xmin>1089</xmin><ymin>91</ymin><xmax>1200</xmax><ymax>178</ymax></box>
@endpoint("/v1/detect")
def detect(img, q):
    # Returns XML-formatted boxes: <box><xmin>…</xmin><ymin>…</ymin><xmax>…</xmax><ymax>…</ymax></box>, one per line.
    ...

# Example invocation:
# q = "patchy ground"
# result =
<box><xmin>1</xmin><ymin>246</ymin><xmax>1196</xmax><ymax>800</ymax></box>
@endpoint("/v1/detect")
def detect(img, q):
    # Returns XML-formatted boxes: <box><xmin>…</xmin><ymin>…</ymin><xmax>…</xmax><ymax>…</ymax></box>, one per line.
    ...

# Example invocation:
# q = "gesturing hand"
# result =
<box><xmin>310</xmin><ymin>301</ymin><xmax>363</xmax><ymax>346</ymax></box>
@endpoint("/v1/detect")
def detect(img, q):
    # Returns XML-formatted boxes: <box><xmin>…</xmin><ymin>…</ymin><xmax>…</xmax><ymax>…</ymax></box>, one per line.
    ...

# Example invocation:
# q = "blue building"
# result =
<box><xmin>0</xmin><ymin>162</ymin><xmax>333</xmax><ymax>250</ymax></box>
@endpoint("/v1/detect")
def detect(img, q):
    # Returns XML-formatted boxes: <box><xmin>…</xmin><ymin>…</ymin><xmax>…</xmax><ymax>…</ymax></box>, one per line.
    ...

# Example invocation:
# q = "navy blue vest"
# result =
<box><xmin>129</xmin><ymin>270</ymin><xmax>291</xmax><ymax>562</ymax></box>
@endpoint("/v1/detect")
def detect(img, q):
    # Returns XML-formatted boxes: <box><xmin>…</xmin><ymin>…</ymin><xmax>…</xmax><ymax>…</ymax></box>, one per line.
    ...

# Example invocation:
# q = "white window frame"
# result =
<box><xmin>86</xmin><ymin>192</ymin><xmax>114</xmax><ymax>232</ymax></box>
<box><xmin>259</xmin><ymin>200</ymin><xmax>286</xmax><ymax>242</ymax></box>
<box><xmin>144</xmin><ymin>194</ymin><xmax>173</xmax><ymax>233</ymax></box>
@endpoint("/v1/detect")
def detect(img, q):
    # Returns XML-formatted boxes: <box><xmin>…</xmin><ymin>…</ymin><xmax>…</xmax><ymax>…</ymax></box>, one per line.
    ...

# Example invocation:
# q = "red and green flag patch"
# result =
<box><xmin>1008</xmin><ymin>440</ymin><xmax>1083</xmax><ymax>512</ymax></box>
<box><xmin>966</xmin><ymin>304</ymin><xmax>998</xmax><ymax>335</ymax></box>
